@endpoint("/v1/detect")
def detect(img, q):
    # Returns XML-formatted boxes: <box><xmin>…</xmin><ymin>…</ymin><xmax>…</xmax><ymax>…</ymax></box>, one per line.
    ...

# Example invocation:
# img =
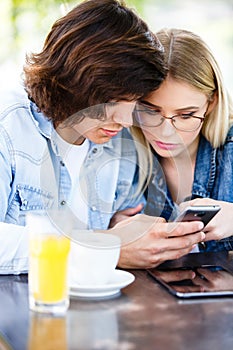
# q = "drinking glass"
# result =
<box><xmin>27</xmin><ymin>210</ymin><xmax>71</xmax><ymax>314</ymax></box>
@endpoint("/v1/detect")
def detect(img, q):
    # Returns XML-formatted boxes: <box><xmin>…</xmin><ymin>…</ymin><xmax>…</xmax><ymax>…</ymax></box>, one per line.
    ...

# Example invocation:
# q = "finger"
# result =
<box><xmin>170</xmin><ymin>231</ymin><xmax>206</xmax><ymax>250</ymax></box>
<box><xmin>151</xmin><ymin>216</ymin><xmax>166</xmax><ymax>224</ymax></box>
<box><xmin>166</xmin><ymin>221</ymin><xmax>204</xmax><ymax>237</ymax></box>
<box><xmin>179</xmin><ymin>201</ymin><xmax>191</xmax><ymax>211</ymax></box>
<box><xmin>125</xmin><ymin>203</ymin><xmax>144</xmax><ymax>216</ymax></box>
<box><xmin>148</xmin><ymin>232</ymin><xmax>205</xmax><ymax>262</ymax></box>
<box><xmin>147</xmin><ymin>228</ymin><xmax>206</xmax><ymax>253</ymax></box>
<box><xmin>155</xmin><ymin>269</ymin><xmax>196</xmax><ymax>282</ymax></box>
<box><xmin>192</xmin><ymin>276</ymin><xmax>212</xmax><ymax>289</ymax></box>
<box><xmin>121</xmin><ymin>203</ymin><xmax>144</xmax><ymax>216</ymax></box>
<box><xmin>196</xmin><ymin>268</ymin><xmax>215</xmax><ymax>280</ymax></box>
<box><xmin>174</xmin><ymin>285</ymin><xmax>205</xmax><ymax>293</ymax></box>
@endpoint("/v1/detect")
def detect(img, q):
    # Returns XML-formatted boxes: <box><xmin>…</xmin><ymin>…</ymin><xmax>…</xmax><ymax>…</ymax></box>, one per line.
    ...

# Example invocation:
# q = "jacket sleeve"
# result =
<box><xmin>0</xmin><ymin>127</ymin><xmax>29</xmax><ymax>274</ymax></box>
<box><xmin>0</xmin><ymin>126</ymin><xmax>14</xmax><ymax>221</ymax></box>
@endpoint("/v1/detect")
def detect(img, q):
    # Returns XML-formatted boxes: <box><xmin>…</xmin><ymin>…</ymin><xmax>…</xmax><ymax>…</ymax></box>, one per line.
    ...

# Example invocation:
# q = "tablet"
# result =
<box><xmin>147</xmin><ymin>252</ymin><xmax>233</xmax><ymax>299</ymax></box>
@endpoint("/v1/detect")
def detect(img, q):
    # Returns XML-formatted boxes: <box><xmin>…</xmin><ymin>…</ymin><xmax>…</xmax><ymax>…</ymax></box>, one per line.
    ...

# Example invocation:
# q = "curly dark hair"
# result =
<box><xmin>23</xmin><ymin>0</ymin><xmax>166</xmax><ymax>125</ymax></box>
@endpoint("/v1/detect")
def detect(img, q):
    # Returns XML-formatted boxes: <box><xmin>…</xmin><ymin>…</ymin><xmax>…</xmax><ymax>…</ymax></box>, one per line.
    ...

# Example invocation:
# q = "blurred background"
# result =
<box><xmin>0</xmin><ymin>0</ymin><xmax>233</xmax><ymax>95</ymax></box>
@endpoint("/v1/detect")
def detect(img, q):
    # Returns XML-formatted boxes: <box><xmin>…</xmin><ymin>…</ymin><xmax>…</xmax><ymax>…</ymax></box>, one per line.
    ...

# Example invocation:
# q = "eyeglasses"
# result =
<box><xmin>134</xmin><ymin>101</ymin><xmax>208</xmax><ymax>132</ymax></box>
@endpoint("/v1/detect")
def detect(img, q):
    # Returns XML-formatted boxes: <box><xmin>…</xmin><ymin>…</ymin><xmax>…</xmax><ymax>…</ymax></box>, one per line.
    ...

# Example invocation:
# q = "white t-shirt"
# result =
<box><xmin>54</xmin><ymin>131</ymin><xmax>89</xmax><ymax>229</ymax></box>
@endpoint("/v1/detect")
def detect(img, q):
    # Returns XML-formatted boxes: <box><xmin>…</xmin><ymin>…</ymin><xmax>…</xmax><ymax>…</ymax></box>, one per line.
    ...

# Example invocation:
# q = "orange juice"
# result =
<box><xmin>29</xmin><ymin>234</ymin><xmax>70</xmax><ymax>303</ymax></box>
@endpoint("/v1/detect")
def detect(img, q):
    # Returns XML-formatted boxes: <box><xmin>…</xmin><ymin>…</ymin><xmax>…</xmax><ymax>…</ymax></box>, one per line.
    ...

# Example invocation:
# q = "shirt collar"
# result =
<box><xmin>29</xmin><ymin>101</ymin><xmax>53</xmax><ymax>138</ymax></box>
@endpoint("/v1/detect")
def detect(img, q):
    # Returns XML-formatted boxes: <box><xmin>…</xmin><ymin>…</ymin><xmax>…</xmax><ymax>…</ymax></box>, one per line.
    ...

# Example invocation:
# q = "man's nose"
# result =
<box><xmin>112</xmin><ymin>104</ymin><xmax>135</xmax><ymax>127</ymax></box>
<box><xmin>113</xmin><ymin>114</ymin><xmax>133</xmax><ymax>127</ymax></box>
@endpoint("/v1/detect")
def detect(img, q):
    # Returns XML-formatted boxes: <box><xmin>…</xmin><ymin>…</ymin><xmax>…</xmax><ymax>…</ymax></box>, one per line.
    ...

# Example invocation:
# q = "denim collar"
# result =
<box><xmin>192</xmin><ymin>134</ymin><xmax>217</xmax><ymax>198</ymax></box>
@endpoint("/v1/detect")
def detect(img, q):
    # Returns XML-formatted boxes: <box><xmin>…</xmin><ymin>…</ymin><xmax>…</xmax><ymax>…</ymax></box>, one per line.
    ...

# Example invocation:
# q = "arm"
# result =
<box><xmin>0</xmin><ymin>129</ymin><xmax>29</xmax><ymax>274</ymax></box>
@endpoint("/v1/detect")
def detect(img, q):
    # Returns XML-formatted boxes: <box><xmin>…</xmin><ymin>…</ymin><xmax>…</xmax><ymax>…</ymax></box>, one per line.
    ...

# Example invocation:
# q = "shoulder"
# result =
<box><xmin>0</xmin><ymin>85</ymin><xmax>52</xmax><ymax>139</ymax></box>
<box><xmin>0</xmin><ymin>85</ymin><xmax>31</xmax><ymax>121</ymax></box>
<box><xmin>225</xmin><ymin>124</ymin><xmax>233</xmax><ymax>142</ymax></box>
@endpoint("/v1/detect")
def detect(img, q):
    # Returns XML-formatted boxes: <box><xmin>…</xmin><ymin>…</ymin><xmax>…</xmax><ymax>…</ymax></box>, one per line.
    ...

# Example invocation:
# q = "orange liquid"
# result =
<box><xmin>29</xmin><ymin>235</ymin><xmax>70</xmax><ymax>303</ymax></box>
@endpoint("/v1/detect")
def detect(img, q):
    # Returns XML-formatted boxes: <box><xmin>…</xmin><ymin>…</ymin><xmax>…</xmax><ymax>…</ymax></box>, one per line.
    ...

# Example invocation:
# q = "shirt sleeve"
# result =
<box><xmin>0</xmin><ymin>223</ymin><xmax>28</xmax><ymax>275</ymax></box>
<box><xmin>0</xmin><ymin>125</ymin><xmax>15</xmax><ymax>221</ymax></box>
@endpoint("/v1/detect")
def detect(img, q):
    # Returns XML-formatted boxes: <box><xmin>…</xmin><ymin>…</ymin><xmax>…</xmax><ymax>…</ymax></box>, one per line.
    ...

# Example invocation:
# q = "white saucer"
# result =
<box><xmin>69</xmin><ymin>270</ymin><xmax>135</xmax><ymax>298</ymax></box>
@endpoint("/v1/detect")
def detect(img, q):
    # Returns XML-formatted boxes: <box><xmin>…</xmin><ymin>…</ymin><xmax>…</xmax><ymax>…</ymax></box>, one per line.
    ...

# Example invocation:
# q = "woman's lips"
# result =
<box><xmin>155</xmin><ymin>141</ymin><xmax>179</xmax><ymax>150</ymax></box>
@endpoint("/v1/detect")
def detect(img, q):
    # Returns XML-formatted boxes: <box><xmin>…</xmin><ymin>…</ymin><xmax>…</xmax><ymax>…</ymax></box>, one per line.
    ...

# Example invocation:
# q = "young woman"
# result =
<box><xmin>0</xmin><ymin>2</ymin><xmax>205</xmax><ymax>273</ymax></box>
<box><xmin>134</xmin><ymin>28</ymin><xmax>233</xmax><ymax>252</ymax></box>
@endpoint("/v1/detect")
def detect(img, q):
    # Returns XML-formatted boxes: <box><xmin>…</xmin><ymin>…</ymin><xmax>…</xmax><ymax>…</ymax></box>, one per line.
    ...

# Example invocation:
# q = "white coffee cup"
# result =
<box><xmin>68</xmin><ymin>231</ymin><xmax>121</xmax><ymax>286</ymax></box>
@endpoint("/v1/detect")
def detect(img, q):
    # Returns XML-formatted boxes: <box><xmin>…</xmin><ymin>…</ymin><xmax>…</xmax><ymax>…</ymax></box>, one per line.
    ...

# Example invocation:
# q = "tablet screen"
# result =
<box><xmin>148</xmin><ymin>265</ymin><xmax>233</xmax><ymax>298</ymax></box>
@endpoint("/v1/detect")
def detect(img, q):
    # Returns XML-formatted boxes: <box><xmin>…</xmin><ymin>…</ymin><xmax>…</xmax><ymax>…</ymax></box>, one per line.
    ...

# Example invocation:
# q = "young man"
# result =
<box><xmin>0</xmin><ymin>1</ymin><xmax>204</xmax><ymax>273</ymax></box>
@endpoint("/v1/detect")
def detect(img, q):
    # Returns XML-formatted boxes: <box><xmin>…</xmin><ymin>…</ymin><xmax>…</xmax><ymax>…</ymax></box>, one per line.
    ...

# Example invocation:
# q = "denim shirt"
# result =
<box><xmin>145</xmin><ymin>126</ymin><xmax>233</xmax><ymax>252</ymax></box>
<box><xmin>0</xmin><ymin>88</ymin><xmax>144</xmax><ymax>229</ymax></box>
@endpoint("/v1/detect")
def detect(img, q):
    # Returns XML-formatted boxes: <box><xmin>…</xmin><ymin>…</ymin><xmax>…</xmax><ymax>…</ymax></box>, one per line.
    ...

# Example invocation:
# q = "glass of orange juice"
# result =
<box><xmin>27</xmin><ymin>210</ymin><xmax>71</xmax><ymax>314</ymax></box>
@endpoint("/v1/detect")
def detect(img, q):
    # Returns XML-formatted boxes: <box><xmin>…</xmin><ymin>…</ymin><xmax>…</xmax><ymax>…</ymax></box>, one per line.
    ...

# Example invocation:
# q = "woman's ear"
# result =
<box><xmin>207</xmin><ymin>91</ymin><xmax>218</xmax><ymax>114</ymax></box>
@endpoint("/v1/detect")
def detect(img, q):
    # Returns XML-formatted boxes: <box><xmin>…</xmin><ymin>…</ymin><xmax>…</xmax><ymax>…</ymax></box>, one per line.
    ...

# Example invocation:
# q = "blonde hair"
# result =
<box><xmin>156</xmin><ymin>28</ymin><xmax>233</xmax><ymax>148</ymax></box>
<box><xmin>130</xmin><ymin>126</ymin><xmax>153</xmax><ymax>196</ymax></box>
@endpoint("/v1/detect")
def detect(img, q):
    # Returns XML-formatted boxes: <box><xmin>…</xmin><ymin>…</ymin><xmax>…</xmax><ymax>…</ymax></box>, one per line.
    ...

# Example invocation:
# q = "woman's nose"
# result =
<box><xmin>159</xmin><ymin>118</ymin><xmax>176</xmax><ymax>136</ymax></box>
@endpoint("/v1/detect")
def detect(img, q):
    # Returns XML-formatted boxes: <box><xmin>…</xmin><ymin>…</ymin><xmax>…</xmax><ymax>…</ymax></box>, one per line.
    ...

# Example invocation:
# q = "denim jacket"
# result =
<box><xmin>0</xmin><ymin>88</ymin><xmax>143</xmax><ymax>273</ymax></box>
<box><xmin>145</xmin><ymin>127</ymin><xmax>233</xmax><ymax>252</ymax></box>
<box><xmin>0</xmin><ymin>88</ymin><xmax>144</xmax><ymax>228</ymax></box>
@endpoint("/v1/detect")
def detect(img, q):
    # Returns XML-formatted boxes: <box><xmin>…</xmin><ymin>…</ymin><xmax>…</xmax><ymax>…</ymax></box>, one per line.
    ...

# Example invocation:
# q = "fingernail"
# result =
<box><xmin>201</xmin><ymin>232</ymin><xmax>206</xmax><ymax>240</ymax></box>
<box><xmin>191</xmin><ymin>271</ymin><xmax>196</xmax><ymax>279</ymax></box>
<box><xmin>197</xmin><ymin>222</ymin><xmax>204</xmax><ymax>230</ymax></box>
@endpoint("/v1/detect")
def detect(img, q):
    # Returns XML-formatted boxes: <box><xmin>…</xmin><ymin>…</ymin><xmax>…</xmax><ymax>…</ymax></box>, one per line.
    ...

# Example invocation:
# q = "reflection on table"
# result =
<box><xmin>0</xmin><ymin>251</ymin><xmax>232</xmax><ymax>350</ymax></box>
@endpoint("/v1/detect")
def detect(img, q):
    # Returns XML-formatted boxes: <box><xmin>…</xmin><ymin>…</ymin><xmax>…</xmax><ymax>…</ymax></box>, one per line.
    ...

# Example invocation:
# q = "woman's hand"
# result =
<box><xmin>108</xmin><ymin>214</ymin><xmax>205</xmax><ymax>269</ymax></box>
<box><xmin>108</xmin><ymin>203</ymin><xmax>144</xmax><ymax>228</ymax></box>
<box><xmin>179</xmin><ymin>198</ymin><xmax>233</xmax><ymax>241</ymax></box>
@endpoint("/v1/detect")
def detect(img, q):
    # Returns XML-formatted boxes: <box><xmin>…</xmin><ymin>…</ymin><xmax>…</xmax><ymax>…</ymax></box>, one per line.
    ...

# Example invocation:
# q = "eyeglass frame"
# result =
<box><xmin>134</xmin><ymin>101</ymin><xmax>209</xmax><ymax>132</ymax></box>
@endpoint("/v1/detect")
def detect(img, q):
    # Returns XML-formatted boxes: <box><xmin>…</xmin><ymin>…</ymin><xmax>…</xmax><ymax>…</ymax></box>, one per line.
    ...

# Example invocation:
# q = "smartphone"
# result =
<box><xmin>175</xmin><ymin>205</ymin><xmax>221</xmax><ymax>227</ymax></box>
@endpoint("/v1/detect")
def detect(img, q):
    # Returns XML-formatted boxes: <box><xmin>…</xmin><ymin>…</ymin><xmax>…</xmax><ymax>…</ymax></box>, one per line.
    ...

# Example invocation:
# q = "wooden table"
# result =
<box><xmin>0</xmin><ymin>252</ymin><xmax>233</xmax><ymax>350</ymax></box>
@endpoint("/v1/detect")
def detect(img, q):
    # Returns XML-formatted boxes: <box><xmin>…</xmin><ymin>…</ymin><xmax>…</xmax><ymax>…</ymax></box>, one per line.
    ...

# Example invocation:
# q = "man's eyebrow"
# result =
<box><xmin>139</xmin><ymin>100</ymin><xmax>160</xmax><ymax>108</ymax></box>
